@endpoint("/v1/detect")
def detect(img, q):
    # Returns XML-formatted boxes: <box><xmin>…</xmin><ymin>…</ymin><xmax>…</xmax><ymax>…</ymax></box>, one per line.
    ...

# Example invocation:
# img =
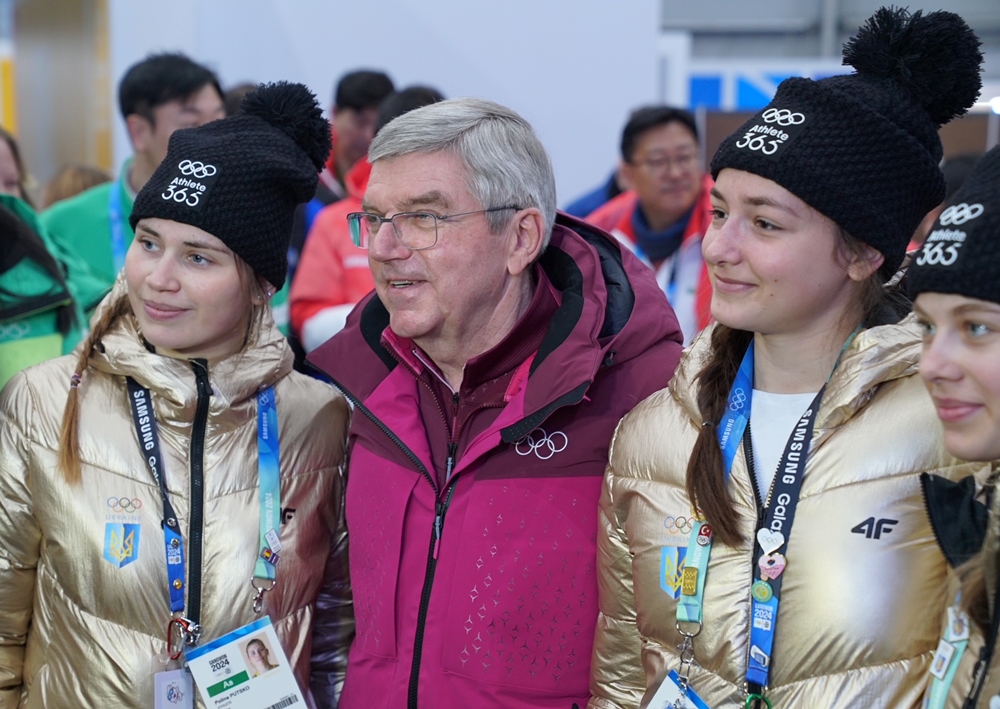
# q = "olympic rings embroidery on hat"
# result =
<box><xmin>178</xmin><ymin>160</ymin><xmax>217</xmax><ymax>179</ymax></box>
<box><xmin>107</xmin><ymin>497</ymin><xmax>143</xmax><ymax>514</ymax></box>
<box><xmin>761</xmin><ymin>108</ymin><xmax>806</xmax><ymax>126</ymax></box>
<box><xmin>664</xmin><ymin>515</ymin><xmax>694</xmax><ymax>534</ymax></box>
<box><xmin>939</xmin><ymin>203</ymin><xmax>984</xmax><ymax>226</ymax></box>
<box><xmin>514</xmin><ymin>428</ymin><xmax>569</xmax><ymax>460</ymax></box>
<box><xmin>730</xmin><ymin>388</ymin><xmax>748</xmax><ymax>412</ymax></box>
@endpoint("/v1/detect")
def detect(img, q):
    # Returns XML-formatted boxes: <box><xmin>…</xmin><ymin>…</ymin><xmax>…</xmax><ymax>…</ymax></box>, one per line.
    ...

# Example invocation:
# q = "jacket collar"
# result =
<box><xmin>88</xmin><ymin>278</ymin><xmax>292</xmax><ymax>417</ymax></box>
<box><xmin>308</xmin><ymin>212</ymin><xmax>682</xmax><ymax>437</ymax></box>
<box><xmin>345</xmin><ymin>158</ymin><xmax>371</xmax><ymax>200</ymax></box>
<box><xmin>379</xmin><ymin>268</ymin><xmax>559</xmax><ymax>394</ymax></box>
<box><xmin>671</xmin><ymin>315</ymin><xmax>922</xmax><ymax>443</ymax></box>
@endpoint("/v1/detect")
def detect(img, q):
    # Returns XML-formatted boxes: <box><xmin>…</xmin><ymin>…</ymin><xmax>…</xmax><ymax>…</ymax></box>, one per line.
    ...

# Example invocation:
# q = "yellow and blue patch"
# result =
<box><xmin>104</xmin><ymin>523</ymin><xmax>140</xmax><ymax>567</ymax></box>
<box><xmin>660</xmin><ymin>546</ymin><xmax>687</xmax><ymax>599</ymax></box>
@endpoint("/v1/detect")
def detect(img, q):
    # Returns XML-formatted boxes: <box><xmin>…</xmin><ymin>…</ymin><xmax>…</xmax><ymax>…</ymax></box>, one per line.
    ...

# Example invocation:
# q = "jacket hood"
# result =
<box><xmin>345</xmin><ymin>158</ymin><xmax>371</xmax><ymax>200</ymax></box>
<box><xmin>671</xmin><ymin>316</ymin><xmax>922</xmax><ymax>443</ymax></box>
<box><xmin>309</xmin><ymin>212</ymin><xmax>681</xmax><ymax>434</ymax></box>
<box><xmin>86</xmin><ymin>276</ymin><xmax>292</xmax><ymax>416</ymax></box>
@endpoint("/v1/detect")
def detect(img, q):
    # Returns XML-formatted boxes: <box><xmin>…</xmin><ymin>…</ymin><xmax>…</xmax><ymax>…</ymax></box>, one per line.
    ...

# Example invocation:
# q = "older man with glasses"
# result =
<box><xmin>307</xmin><ymin>97</ymin><xmax>683</xmax><ymax>709</ymax></box>
<box><xmin>587</xmin><ymin>106</ymin><xmax>715</xmax><ymax>345</ymax></box>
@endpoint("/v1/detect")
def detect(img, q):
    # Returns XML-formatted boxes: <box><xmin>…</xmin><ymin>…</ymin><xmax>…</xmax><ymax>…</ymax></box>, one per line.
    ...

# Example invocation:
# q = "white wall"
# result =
<box><xmin>108</xmin><ymin>0</ymin><xmax>659</xmax><ymax>205</ymax></box>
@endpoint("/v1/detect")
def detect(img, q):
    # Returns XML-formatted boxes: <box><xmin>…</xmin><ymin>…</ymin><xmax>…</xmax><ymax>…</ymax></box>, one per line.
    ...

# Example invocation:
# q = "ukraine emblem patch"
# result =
<box><xmin>104</xmin><ymin>523</ymin><xmax>140</xmax><ymax>567</ymax></box>
<box><xmin>660</xmin><ymin>546</ymin><xmax>687</xmax><ymax>599</ymax></box>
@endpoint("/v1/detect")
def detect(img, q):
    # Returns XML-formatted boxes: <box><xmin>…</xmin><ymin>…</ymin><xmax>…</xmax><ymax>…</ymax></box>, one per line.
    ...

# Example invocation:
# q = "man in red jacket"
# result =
<box><xmin>290</xmin><ymin>86</ymin><xmax>445</xmax><ymax>351</ymax></box>
<box><xmin>586</xmin><ymin>106</ymin><xmax>714</xmax><ymax>344</ymax></box>
<box><xmin>308</xmin><ymin>98</ymin><xmax>683</xmax><ymax>709</ymax></box>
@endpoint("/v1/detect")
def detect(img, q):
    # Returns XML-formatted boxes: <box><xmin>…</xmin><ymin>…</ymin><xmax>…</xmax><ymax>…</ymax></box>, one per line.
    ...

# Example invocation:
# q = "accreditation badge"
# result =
<box><xmin>154</xmin><ymin>668</ymin><xmax>193</xmax><ymax>709</ymax></box>
<box><xmin>186</xmin><ymin>617</ymin><xmax>304</xmax><ymax>709</ymax></box>
<box><xmin>647</xmin><ymin>670</ymin><xmax>711</xmax><ymax>709</ymax></box>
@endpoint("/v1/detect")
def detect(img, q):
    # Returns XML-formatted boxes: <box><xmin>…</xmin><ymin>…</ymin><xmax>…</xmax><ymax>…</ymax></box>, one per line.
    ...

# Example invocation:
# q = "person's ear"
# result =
<box><xmin>125</xmin><ymin>114</ymin><xmax>154</xmax><ymax>153</ymax></box>
<box><xmin>618</xmin><ymin>159</ymin><xmax>636</xmax><ymax>192</ymax></box>
<box><xmin>507</xmin><ymin>208</ymin><xmax>546</xmax><ymax>277</ymax></box>
<box><xmin>846</xmin><ymin>242</ymin><xmax>885</xmax><ymax>282</ymax></box>
<box><xmin>254</xmin><ymin>277</ymin><xmax>276</xmax><ymax>304</ymax></box>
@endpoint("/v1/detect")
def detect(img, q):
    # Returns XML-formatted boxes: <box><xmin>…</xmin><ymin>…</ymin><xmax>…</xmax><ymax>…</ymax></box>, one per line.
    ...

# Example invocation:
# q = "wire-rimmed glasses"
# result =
<box><xmin>347</xmin><ymin>206</ymin><xmax>522</xmax><ymax>250</ymax></box>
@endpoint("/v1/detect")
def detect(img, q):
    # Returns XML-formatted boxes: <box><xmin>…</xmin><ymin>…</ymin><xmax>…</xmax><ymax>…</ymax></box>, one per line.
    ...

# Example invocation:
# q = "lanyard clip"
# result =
<box><xmin>167</xmin><ymin>617</ymin><xmax>203</xmax><ymax>660</ymax></box>
<box><xmin>672</xmin><ymin>620</ymin><xmax>703</xmax><ymax>705</ymax></box>
<box><xmin>251</xmin><ymin>577</ymin><xmax>276</xmax><ymax>614</ymax></box>
<box><xmin>745</xmin><ymin>693</ymin><xmax>772</xmax><ymax>709</ymax></box>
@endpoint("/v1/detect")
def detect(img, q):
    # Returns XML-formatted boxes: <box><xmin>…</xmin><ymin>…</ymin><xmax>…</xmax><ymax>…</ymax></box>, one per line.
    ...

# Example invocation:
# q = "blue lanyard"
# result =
<box><xmin>108</xmin><ymin>179</ymin><xmax>128</xmax><ymax>274</ymax></box>
<box><xmin>676</xmin><ymin>335</ymin><xmax>857</xmax><ymax>701</ymax></box>
<box><xmin>677</xmin><ymin>348</ymin><xmax>753</xmax><ymax>624</ymax></box>
<box><xmin>126</xmin><ymin>378</ymin><xmax>280</xmax><ymax>645</ymax></box>
<box><xmin>252</xmin><ymin>387</ymin><xmax>282</xmax><ymax>612</ymax></box>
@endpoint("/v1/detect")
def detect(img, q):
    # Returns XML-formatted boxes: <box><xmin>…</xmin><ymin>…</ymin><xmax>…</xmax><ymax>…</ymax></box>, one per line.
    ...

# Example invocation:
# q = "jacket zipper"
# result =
<box><xmin>409</xmin><ymin>461</ymin><xmax>457</xmax><ymax>709</ymax></box>
<box><xmin>188</xmin><ymin>359</ymin><xmax>212</xmax><ymax>625</ymax></box>
<box><xmin>406</xmin><ymin>382</ymin><xmax>459</xmax><ymax>709</ymax></box>
<box><xmin>326</xmin><ymin>375</ymin><xmax>449</xmax><ymax>709</ymax></box>
<box><xmin>0</xmin><ymin>293</ymin><xmax>72</xmax><ymax>323</ymax></box>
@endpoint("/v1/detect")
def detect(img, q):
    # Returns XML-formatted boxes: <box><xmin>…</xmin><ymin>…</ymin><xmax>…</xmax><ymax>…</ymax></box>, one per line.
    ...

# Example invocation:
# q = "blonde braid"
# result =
<box><xmin>57</xmin><ymin>293</ymin><xmax>132</xmax><ymax>483</ymax></box>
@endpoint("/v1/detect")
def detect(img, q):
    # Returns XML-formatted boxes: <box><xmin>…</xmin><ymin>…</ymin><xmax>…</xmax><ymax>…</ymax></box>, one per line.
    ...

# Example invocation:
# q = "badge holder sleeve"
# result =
<box><xmin>152</xmin><ymin>654</ymin><xmax>194</xmax><ymax>709</ymax></box>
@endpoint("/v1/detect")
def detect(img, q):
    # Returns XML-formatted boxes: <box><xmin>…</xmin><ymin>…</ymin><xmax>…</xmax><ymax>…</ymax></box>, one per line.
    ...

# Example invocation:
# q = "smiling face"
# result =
<box><xmin>703</xmin><ymin>168</ymin><xmax>880</xmax><ymax>338</ymax></box>
<box><xmin>124</xmin><ymin>217</ymin><xmax>253</xmax><ymax>361</ymax></box>
<box><xmin>915</xmin><ymin>292</ymin><xmax>1000</xmax><ymax>461</ymax></box>
<box><xmin>620</xmin><ymin>121</ymin><xmax>702</xmax><ymax>231</ymax></box>
<box><xmin>364</xmin><ymin>150</ymin><xmax>536</xmax><ymax>356</ymax></box>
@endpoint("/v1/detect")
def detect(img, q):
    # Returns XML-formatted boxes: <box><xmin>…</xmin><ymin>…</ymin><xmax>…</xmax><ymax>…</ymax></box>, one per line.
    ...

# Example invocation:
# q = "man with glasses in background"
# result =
<box><xmin>586</xmin><ymin>106</ymin><xmax>714</xmax><ymax>344</ymax></box>
<box><xmin>41</xmin><ymin>53</ymin><xmax>224</xmax><ymax>308</ymax></box>
<box><xmin>307</xmin><ymin>98</ymin><xmax>683</xmax><ymax>709</ymax></box>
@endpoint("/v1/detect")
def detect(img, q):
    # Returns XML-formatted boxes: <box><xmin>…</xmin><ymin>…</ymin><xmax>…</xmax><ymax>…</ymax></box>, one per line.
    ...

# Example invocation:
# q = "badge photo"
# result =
<box><xmin>186</xmin><ymin>617</ymin><xmax>305</xmax><ymax>709</ymax></box>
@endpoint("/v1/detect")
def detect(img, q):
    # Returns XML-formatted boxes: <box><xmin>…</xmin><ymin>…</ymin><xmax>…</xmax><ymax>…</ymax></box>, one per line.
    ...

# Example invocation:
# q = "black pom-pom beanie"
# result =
<box><xmin>711</xmin><ymin>7</ymin><xmax>982</xmax><ymax>277</ymax></box>
<box><xmin>908</xmin><ymin>146</ymin><xmax>1000</xmax><ymax>305</ymax></box>
<box><xmin>130</xmin><ymin>81</ymin><xmax>331</xmax><ymax>289</ymax></box>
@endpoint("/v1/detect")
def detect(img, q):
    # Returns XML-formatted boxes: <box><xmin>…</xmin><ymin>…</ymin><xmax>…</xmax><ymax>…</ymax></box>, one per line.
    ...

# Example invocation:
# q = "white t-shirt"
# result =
<box><xmin>749</xmin><ymin>389</ymin><xmax>818</xmax><ymax>503</ymax></box>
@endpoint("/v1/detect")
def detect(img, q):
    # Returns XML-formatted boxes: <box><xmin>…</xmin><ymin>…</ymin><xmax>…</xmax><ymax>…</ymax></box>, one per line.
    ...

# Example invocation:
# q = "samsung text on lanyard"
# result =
<box><xmin>127</xmin><ymin>377</ymin><xmax>281</xmax><ymax>660</ymax></box>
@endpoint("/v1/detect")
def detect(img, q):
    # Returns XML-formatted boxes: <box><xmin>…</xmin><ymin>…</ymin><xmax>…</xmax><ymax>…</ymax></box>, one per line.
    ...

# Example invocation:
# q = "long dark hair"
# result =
<box><xmin>0</xmin><ymin>204</ymin><xmax>77</xmax><ymax>336</ymax></box>
<box><xmin>685</xmin><ymin>230</ymin><xmax>910</xmax><ymax>546</ymax></box>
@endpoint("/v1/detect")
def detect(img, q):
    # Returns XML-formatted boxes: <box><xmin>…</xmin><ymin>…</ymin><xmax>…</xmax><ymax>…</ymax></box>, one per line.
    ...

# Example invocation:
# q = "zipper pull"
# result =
<box><xmin>433</xmin><ymin>501</ymin><xmax>444</xmax><ymax>560</ymax></box>
<box><xmin>445</xmin><ymin>442</ymin><xmax>457</xmax><ymax>482</ymax></box>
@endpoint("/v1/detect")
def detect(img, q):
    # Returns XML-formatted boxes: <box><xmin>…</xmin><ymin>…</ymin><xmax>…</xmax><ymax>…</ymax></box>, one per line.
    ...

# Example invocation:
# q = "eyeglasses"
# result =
<box><xmin>347</xmin><ymin>206</ymin><xmax>522</xmax><ymax>250</ymax></box>
<box><xmin>631</xmin><ymin>152</ymin><xmax>699</xmax><ymax>174</ymax></box>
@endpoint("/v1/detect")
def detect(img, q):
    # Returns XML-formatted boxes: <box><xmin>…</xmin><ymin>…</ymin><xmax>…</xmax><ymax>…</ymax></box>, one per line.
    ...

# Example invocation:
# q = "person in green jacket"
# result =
<box><xmin>0</xmin><ymin>194</ymin><xmax>105</xmax><ymax>388</ymax></box>
<box><xmin>40</xmin><ymin>53</ymin><xmax>223</xmax><ymax>309</ymax></box>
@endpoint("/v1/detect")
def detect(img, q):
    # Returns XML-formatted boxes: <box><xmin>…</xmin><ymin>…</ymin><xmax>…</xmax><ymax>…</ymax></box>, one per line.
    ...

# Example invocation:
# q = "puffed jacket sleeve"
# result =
<box><xmin>0</xmin><ymin>371</ymin><xmax>43</xmax><ymax>707</ymax></box>
<box><xmin>309</xmin><ymin>459</ymin><xmax>355</xmax><ymax>709</ymax></box>
<box><xmin>589</xmin><ymin>421</ymin><xmax>646</xmax><ymax>709</ymax></box>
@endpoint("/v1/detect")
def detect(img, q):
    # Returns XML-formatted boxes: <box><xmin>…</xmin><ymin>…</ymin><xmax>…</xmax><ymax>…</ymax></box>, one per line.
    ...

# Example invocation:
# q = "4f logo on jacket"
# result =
<box><xmin>851</xmin><ymin>517</ymin><xmax>898</xmax><ymax>540</ymax></box>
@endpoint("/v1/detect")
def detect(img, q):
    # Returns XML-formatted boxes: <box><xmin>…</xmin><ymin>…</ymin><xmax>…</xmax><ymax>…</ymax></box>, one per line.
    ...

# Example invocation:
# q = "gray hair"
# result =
<box><xmin>368</xmin><ymin>97</ymin><xmax>558</xmax><ymax>247</ymax></box>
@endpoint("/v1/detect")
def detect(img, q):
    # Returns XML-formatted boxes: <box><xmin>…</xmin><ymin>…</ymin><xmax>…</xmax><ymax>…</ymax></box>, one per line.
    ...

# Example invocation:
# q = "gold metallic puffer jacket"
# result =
<box><xmin>589</xmin><ymin>318</ymin><xmax>991</xmax><ymax>709</ymax></box>
<box><xmin>936</xmin><ymin>462</ymin><xmax>1000</xmax><ymax>708</ymax></box>
<box><xmin>0</xmin><ymin>290</ymin><xmax>352</xmax><ymax>708</ymax></box>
